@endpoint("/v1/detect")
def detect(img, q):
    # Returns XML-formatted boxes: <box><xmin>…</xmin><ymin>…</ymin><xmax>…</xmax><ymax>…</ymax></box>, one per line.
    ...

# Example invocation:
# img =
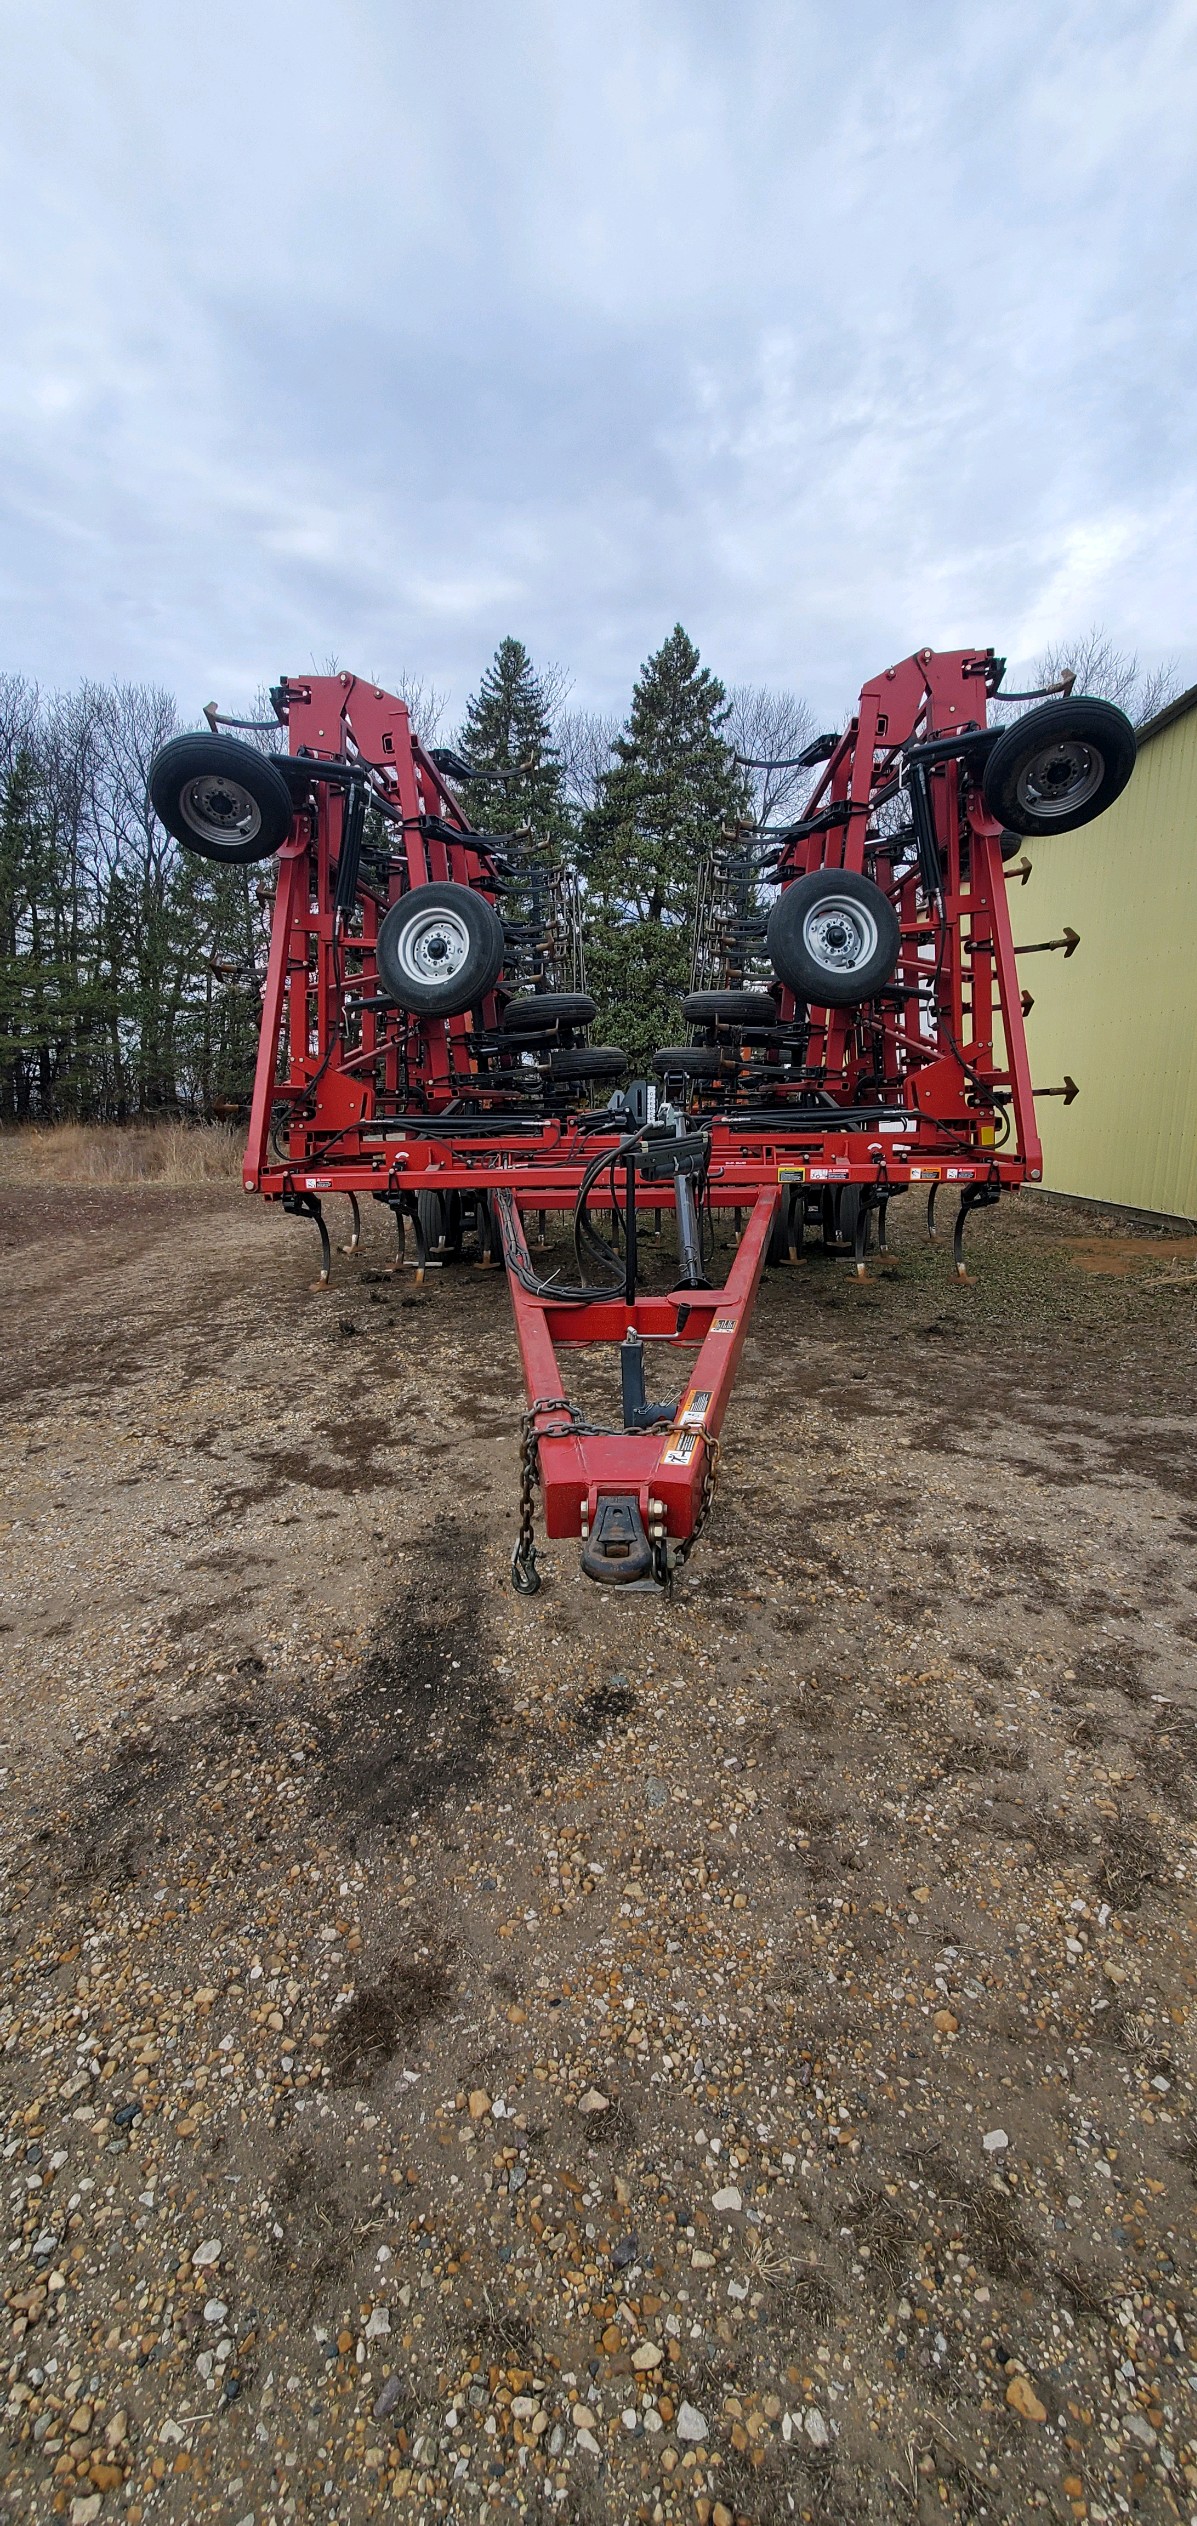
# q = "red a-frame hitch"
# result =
<box><xmin>498</xmin><ymin>1184</ymin><xmax>778</xmax><ymax>1590</ymax></box>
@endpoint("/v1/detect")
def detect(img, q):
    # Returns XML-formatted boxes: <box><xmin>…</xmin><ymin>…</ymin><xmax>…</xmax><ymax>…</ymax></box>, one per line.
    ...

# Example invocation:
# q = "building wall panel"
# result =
<box><xmin>1013</xmin><ymin>705</ymin><xmax>1197</xmax><ymax>1218</ymax></box>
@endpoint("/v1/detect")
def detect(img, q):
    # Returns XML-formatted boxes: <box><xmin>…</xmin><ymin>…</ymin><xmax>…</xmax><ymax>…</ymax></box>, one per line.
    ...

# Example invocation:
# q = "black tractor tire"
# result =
<box><xmin>766</xmin><ymin>869</ymin><xmax>900</xmax><ymax>1006</ymax></box>
<box><xmin>836</xmin><ymin>1185</ymin><xmax>874</xmax><ymax>1257</ymax></box>
<box><xmin>681</xmin><ymin>989</ymin><xmax>778</xmax><ymax>1027</ymax></box>
<box><xmin>651</xmin><ymin>1046</ymin><xmax>722</xmax><ymax>1078</ymax></box>
<box><xmin>377</xmin><ymin>882</ymin><xmax>506</xmax><ymax>1017</ymax></box>
<box><xmin>500</xmin><ymin>993</ymin><xmax>596</xmax><ymax>1033</ymax></box>
<box><xmin>767</xmin><ymin>1190</ymin><xmax>796</xmax><ymax>1267</ymax></box>
<box><xmin>148</xmin><ymin>734</ymin><xmax>295</xmax><ymax>865</ymax></box>
<box><xmin>982</xmin><ymin>698</ymin><xmax>1136</xmax><ymax>836</ymax></box>
<box><xmin>472</xmin><ymin>1192</ymin><xmax>503</xmax><ymax>1265</ymax></box>
<box><xmin>547</xmin><ymin>1046</ymin><xmax>628</xmax><ymax>1081</ymax></box>
<box><xmin>416</xmin><ymin>1190</ymin><xmax>463</xmax><ymax>1260</ymax></box>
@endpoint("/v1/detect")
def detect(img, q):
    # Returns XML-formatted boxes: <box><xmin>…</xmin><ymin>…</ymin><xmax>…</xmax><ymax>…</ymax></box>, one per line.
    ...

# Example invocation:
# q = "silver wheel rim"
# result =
<box><xmin>394</xmin><ymin>902</ymin><xmax>472</xmax><ymax>986</ymax></box>
<box><xmin>179</xmin><ymin>771</ymin><xmax>262</xmax><ymax>848</ymax></box>
<box><xmin>1014</xmin><ymin>737</ymin><xmax>1104</xmax><ymax>821</ymax></box>
<box><xmin>802</xmin><ymin>892</ymin><xmax>878</xmax><ymax>977</ymax></box>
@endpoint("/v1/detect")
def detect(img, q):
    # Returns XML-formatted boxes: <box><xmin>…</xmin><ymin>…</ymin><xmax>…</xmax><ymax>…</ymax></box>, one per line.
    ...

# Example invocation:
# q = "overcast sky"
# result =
<box><xmin>1</xmin><ymin>0</ymin><xmax>1194</xmax><ymax>727</ymax></box>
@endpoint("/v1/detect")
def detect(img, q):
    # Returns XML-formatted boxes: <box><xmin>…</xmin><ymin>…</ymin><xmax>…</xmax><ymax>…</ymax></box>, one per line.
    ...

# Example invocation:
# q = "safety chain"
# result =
<box><xmin>511</xmin><ymin>1395</ymin><xmax>579</xmax><ymax>1598</ymax></box>
<box><xmin>673</xmin><ymin>1427</ymin><xmax>723</xmax><ymax>1570</ymax></box>
<box><xmin>511</xmin><ymin>1399</ymin><xmax>723</xmax><ymax>1593</ymax></box>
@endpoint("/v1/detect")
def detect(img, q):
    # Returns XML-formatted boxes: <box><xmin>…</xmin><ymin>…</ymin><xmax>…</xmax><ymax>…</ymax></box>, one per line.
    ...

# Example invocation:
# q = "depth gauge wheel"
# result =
<box><xmin>651</xmin><ymin>1047</ymin><xmax>721</xmax><ymax>1079</ymax></box>
<box><xmin>681</xmin><ymin>989</ymin><xmax>778</xmax><ymax>1027</ymax></box>
<box><xmin>377</xmin><ymin>882</ymin><xmax>506</xmax><ymax>1017</ymax></box>
<box><xmin>416</xmin><ymin>1191</ymin><xmax>463</xmax><ymax>1259</ymax></box>
<box><xmin>548</xmin><ymin>1046</ymin><xmax>628</xmax><ymax>1081</ymax></box>
<box><xmin>148</xmin><ymin>734</ymin><xmax>296</xmax><ymax>865</ymax></box>
<box><xmin>501</xmin><ymin>993</ymin><xmax>596</xmax><ymax>1033</ymax></box>
<box><xmin>836</xmin><ymin>1186</ymin><xmax>873</xmax><ymax>1257</ymax></box>
<box><xmin>982</xmin><ymin>698</ymin><xmax>1136</xmax><ymax>836</ymax></box>
<box><xmin>766</xmin><ymin>869</ymin><xmax>900</xmax><ymax>1006</ymax></box>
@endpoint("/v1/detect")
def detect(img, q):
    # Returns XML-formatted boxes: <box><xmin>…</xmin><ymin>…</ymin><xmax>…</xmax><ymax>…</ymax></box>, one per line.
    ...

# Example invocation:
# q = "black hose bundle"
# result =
<box><xmin>493</xmin><ymin>1120</ymin><xmax>663</xmax><ymax>1305</ymax></box>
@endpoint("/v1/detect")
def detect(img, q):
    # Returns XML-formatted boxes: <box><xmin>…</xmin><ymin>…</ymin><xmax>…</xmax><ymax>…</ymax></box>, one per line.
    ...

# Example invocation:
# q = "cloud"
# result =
<box><xmin>0</xmin><ymin>0</ymin><xmax>1193</xmax><ymax>722</ymax></box>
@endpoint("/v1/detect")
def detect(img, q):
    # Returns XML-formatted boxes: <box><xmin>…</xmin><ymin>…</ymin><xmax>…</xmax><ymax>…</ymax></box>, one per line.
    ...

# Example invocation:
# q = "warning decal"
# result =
<box><xmin>679</xmin><ymin>1389</ymin><xmax>712</xmax><ymax>1427</ymax></box>
<box><xmin>712</xmin><ymin>1317</ymin><xmax>737</xmax><ymax>1333</ymax></box>
<box><xmin>661</xmin><ymin>1429</ymin><xmax>700</xmax><ymax>1466</ymax></box>
<box><xmin>777</xmin><ymin>1164</ymin><xmax>805</xmax><ymax>1182</ymax></box>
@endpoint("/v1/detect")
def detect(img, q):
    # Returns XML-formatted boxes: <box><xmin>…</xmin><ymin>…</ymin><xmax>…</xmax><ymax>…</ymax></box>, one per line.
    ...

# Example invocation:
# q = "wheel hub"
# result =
<box><xmin>1015</xmin><ymin>737</ymin><xmax>1104</xmax><ymax>820</ymax></box>
<box><xmin>179</xmin><ymin>773</ymin><xmax>262</xmax><ymax>846</ymax></box>
<box><xmin>803</xmin><ymin>896</ymin><xmax>877</xmax><ymax>973</ymax></box>
<box><xmin>397</xmin><ymin>906</ymin><xmax>471</xmax><ymax>984</ymax></box>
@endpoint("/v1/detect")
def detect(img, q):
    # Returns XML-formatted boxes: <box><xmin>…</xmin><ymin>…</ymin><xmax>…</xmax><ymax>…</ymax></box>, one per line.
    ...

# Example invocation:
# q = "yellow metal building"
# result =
<box><xmin>1014</xmin><ymin>682</ymin><xmax>1197</xmax><ymax>1222</ymax></box>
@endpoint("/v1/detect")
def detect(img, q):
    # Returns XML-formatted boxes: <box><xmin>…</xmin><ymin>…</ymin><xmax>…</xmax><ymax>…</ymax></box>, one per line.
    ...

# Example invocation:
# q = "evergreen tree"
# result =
<box><xmin>0</xmin><ymin>745</ymin><xmax>106</xmax><ymax>1121</ymax></box>
<box><xmin>456</xmin><ymin>637</ymin><xmax>570</xmax><ymax>845</ymax></box>
<box><xmin>582</xmin><ymin>625</ymin><xmax>746</xmax><ymax>1067</ymax></box>
<box><xmin>456</xmin><ymin>637</ymin><xmax>578</xmax><ymax>997</ymax></box>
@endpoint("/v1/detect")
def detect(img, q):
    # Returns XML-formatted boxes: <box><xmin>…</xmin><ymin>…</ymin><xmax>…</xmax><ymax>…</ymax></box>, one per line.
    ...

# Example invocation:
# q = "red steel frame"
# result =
<box><xmin>241</xmin><ymin>651</ymin><xmax>1041</xmax><ymax>1568</ymax></box>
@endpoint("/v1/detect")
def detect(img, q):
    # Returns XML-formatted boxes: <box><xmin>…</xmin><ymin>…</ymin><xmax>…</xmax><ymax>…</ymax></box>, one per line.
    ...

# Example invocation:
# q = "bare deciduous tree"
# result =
<box><xmin>555</xmin><ymin>707</ymin><xmax>619</xmax><ymax>814</ymax></box>
<box><xmin>998</xmin><ymin>627</ymin><xmax>1184</xmax><ymax>728</ymax></box>
<box><xmin>387</xmin><ymin>671</ymin><xmax>449</xmax><ymax>748</ymax></box>
<box><xmin>725</xmin><ymin>685</ymin><xmax>819</xmax><ymax>827</ymax></box>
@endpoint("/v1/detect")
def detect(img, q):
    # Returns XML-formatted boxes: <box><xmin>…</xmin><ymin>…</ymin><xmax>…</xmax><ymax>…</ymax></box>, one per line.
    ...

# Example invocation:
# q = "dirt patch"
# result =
<box><xmin>326</xmin><ymin>1951</ymin><xmax>455</xmax><ymax>2087</ymax></box>
<box><xmin>1063</xmin><ymin>1234</ymin><xmax>1197</xmax><ymax>1275</ymax></box>
<box><xmin>0</xmin><ymin>1184</ymin><xmax>1194</xmax><ymax>2525</ymax></box>
<box><xmin>1095</xmin><ymin>1814</ymin><xmax>1165</xmax><ymax>1910</ymax></box>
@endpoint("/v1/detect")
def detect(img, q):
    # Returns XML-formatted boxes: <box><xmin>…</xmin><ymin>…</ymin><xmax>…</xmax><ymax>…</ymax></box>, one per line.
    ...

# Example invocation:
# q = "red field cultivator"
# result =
<box><xmin>150</xmin><ymin>653</ymin><xmax>1134</xmax><ymax>1592</ymax></box>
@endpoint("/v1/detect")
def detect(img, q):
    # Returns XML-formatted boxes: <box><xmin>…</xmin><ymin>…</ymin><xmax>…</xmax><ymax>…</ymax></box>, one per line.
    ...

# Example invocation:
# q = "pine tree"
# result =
<box><xmin>456</xmin><ymin>637</ymin><xmax>570</xmax><ymax>845</ymax></box>
<box><xmin>582</xmin><ymin>625</ymin><xmax>746</xmax><ymax>1067</ymax></box>
<box><xmin>0</xmin><ymin>745</ymin><xmax>102</xmax><ymax>1120</ymax></box>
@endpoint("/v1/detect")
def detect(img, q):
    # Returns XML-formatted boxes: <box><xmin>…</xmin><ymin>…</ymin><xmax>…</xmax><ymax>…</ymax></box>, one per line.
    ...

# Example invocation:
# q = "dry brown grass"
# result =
<box><xmin>0</xmin><ymin>1121</ymin><xmax>244</xmax><ymax>1188</ymax></box>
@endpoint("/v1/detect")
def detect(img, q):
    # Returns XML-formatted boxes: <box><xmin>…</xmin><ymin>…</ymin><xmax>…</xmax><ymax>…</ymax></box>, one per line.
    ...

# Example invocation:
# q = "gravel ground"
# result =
<box><xmin>0</xmin><ymin>1182</ymin><xmax>1195</xmax><ymax>2526</ymax></box>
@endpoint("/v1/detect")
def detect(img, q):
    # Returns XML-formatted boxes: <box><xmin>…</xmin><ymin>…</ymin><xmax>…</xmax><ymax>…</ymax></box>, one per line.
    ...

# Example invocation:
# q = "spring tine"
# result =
<box><xmin>854</xmin><ymin>1200</ymin><xmax>871</xmax><ymax>1281</ymax></box>
<box><xmin>407</xmin><ymin>1195</ymin><xmax>428</xmax><ymax>1285</ymax></box>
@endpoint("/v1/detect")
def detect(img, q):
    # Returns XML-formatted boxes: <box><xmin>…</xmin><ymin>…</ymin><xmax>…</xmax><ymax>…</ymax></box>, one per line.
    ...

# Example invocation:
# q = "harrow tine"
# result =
<box><xmin>854</xmin><ymin>1200</ymin><xmax>871</xmax><ymax>1281</ymax></box>
<box><xmin>406</xmin><ymin>1195</ymin><xmax>428</xmax><ymax>1285</ymax></box>
<box><xmin>283</xmin><ymin>1191</ymin><xmax>332</xmax><ymax>1288</ymax></box>
<box><xmin>952</xmin><ymin>1179</ymin><xmax>1001</xmax><ymax>1281</ymax></box>
<box><xmin>474</xmin><ymin>1193</ymin><xmax>500</xmax><ymax>1268</ymax></box>
<box><xmin>953</xmin><ymin>1197</ymin><xmax>971</xmax><ymax>1282</ymax></box>
<box><xmin>339</xmin><ymin>1192</ymin><xmax>361</xmax><ymax>1256</ymax></box>
<box><xmin>926</xmin><ymin>1185</ymin><xmax>939</xmax><ymax>1245</ymax></box>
